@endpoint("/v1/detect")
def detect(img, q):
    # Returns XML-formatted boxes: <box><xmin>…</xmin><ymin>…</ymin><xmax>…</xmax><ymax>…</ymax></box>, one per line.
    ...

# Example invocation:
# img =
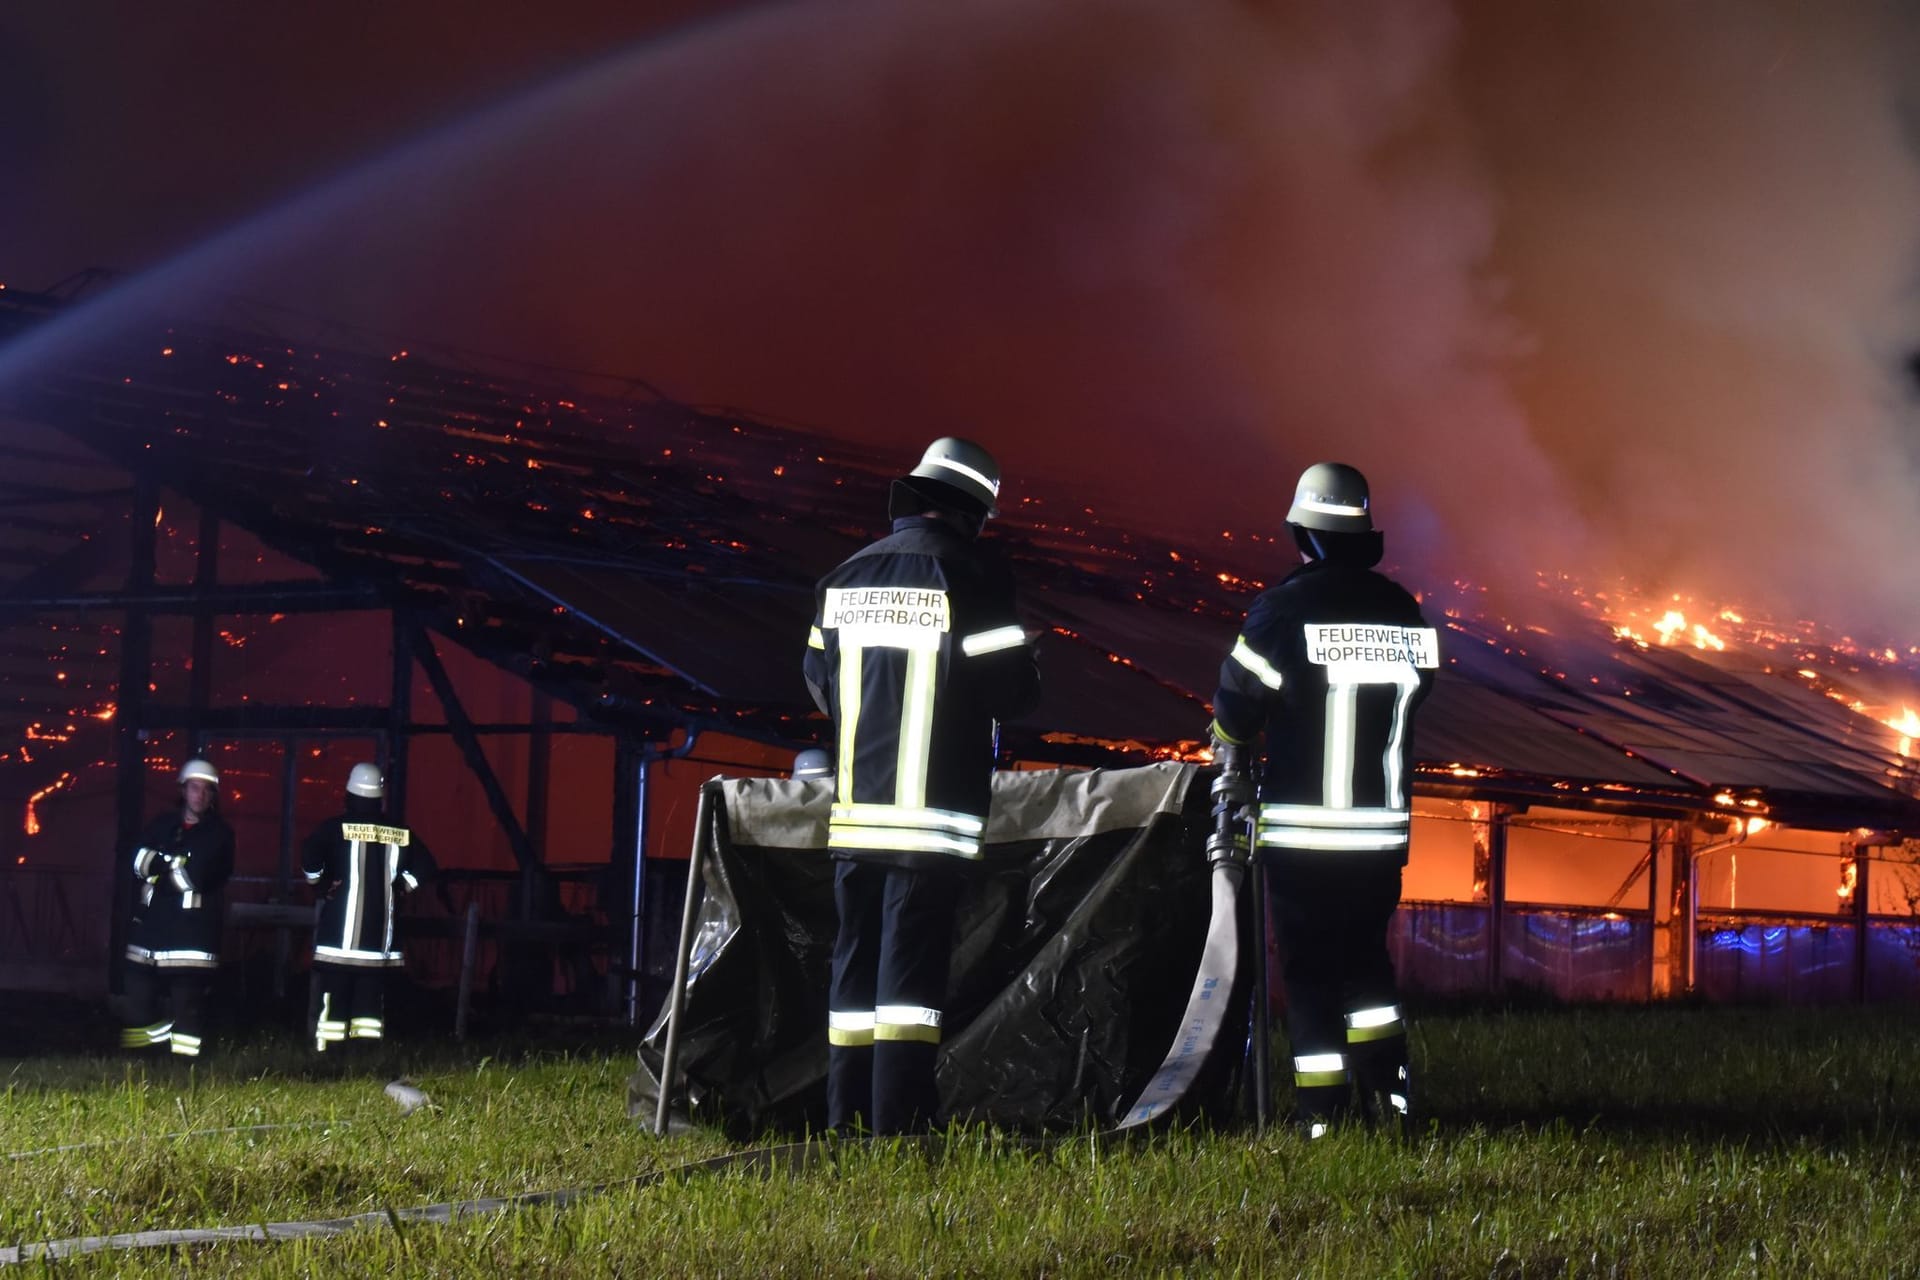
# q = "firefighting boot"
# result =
<box><xmin>1290</xmin><ymin>1050</ymin><xmax>1353</xmax><ymax>1139</ymax></box>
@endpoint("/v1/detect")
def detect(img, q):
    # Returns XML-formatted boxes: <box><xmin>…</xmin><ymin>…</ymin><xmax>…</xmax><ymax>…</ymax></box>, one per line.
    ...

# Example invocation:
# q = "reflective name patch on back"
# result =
<box><xmin>824</xmin><ymin>587</ymin><xmax>951</xmax><ymax>650</ymax></box>
<box><xmin>1303</xmin><ymin>624</ymin><xmax>1440</xmax><ymax>669</ymax></box>
<box><xmin>342</xmin><ymin>823</ymin><xmax>410</xmax><ymax>846</ymax></box>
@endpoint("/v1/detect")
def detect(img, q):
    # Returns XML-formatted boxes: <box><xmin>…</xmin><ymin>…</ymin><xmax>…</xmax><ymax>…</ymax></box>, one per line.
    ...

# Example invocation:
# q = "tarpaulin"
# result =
<box><xmin>634</xmin><ymin>763</ymin><xmax>1252</xmax><ymax>1136</ymax></box>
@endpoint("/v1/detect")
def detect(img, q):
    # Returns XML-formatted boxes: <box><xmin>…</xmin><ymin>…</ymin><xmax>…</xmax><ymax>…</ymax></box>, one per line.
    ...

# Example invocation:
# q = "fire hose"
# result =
<box><xmin>1117</xmin><ymin>750</ymin><xmax>1261</xmax><ymax>1129</ymax></box>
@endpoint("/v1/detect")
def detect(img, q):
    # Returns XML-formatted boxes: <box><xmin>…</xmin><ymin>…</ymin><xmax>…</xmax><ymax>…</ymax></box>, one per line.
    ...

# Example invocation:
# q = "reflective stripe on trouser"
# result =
<box><xmin>1256</xmin><ymin>804</ymin><xmax>1409</xmax><ymax>854</ymax></box>
<box><xmin>827</xmin><ymin>1010</ymin><xmax>875</xmax><ymax>1048</ymax></box>
<box><xmin>827</xmin><ymin>859</ymin><xmax>957</xmax><ymax>1135</ymax></box>
<box><xmin>827</xmin><ymin>1004</ymin><xmax>944</xmax><ymax>1047</ymax></box>
<box><xmin>314</xmin><ymin>965</ymin><xmax>386</xmax><ymax>1052</ymax></box>
<box><xmin>1293</xmin><ymin>1052</ymin><xmax>1348</xmax><ymax>1088</ymax></box>
<box><xmin>1345</xmin><ymin>1003</ymin><xmax>1404</xmax><ymax>1043</ymax></box>
<box><xmin>316</xmin><ymin>992</ymin><xmax>347</xmax><ymax>1051</ymax></box>
<box><xmin>169</xmin><ymin>1032</ymin><xmax>202</xmax><ymax>1058</ymax></box>
<box><xmin>120</xmin><ymin>1021</ymin><xmax>173</xmax><ymax>1048</ymax></box>
<box><xmin>123</xmin><ymin>964</ymin><xmax>205</xmax><ymax>1052</ymax></box>
<box><xmin>1269</xmin><ymin>859</ymin><xmax>1406</xmax><ymax>1129</ymax></box>
<box><xmin>827</xmin><ymin>804</ymin><xmax>985</xmax><ymax>861</ymax></box>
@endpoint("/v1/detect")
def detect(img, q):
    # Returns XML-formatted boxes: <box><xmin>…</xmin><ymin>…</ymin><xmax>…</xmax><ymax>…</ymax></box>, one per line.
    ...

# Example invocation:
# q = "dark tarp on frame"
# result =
<box><xmin>635</xmin><ymin>762</ymin><xmax>1253</xmax><ymax>1135</ymax></box>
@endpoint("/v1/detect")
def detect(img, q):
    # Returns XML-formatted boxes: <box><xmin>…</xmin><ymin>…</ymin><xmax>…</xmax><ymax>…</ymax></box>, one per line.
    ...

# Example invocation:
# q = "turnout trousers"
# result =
<box><xmin>120</xmin><ymin>962</ymin><xmax>209</xmax><ymax>1058</ymax></box>
<box><xmin>1267</xmin><ymin>859</ymin><xmax>1410</xmax><ymax>1134</ymax></box>
<box><xmin>313</xmin><ymin>963</ymin><xmax>388</xmax><ymax>1054</ymax></box>
<box><xmin>826</xmin><ymin>859</ymin><xmax>959</xmax><ymax>1135</ymax></box>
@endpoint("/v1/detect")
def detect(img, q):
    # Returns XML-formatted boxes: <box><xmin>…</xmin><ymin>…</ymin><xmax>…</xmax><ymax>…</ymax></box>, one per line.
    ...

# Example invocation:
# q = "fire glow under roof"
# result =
<box><xmin>2</xmin><ymin>287</ymin><xmax>1917</xmax><ymax>834</ymax></box>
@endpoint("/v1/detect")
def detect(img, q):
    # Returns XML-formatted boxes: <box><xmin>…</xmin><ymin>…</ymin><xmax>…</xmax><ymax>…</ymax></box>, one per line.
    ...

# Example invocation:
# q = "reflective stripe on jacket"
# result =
<box><xmin>1211</xmin><ymin>559</ymin><xmax>1439</xmax><ymax>867</ymax></box>
<box><xmin>803</xmin><ymin>517</ymin><xmax>1039</xmax><ymax>868</ymax></box>
<box><xmin>302</xmin><ymin>812</ymin><xmax>431</xmax><ymax>967</ymax></box>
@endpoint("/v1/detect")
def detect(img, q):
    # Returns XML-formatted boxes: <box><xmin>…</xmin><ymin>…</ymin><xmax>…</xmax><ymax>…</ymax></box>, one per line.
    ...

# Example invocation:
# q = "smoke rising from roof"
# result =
<box><xmin>6</xmin><ymin>0</ymin><xmax>1918</xmax><ymax>633</ymax></box>
<box><xmin>1458</xmin><ymin>1</ymin><xmax>1920</xmax><ymax>630</ymax></box>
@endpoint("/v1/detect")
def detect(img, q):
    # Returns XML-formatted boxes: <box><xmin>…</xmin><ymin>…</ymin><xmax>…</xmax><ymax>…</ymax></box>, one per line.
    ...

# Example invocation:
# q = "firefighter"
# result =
<box><xmin>121</xmin><ymin>757</ymin><xmax>235</xmax><ymax>1059</ymax></box>
<box><xmin>1209</xmin><ymin>462</ymin><xmax>1439</xmax><ymax>1137</ymax></box>
<box><xmin>301</xmin><ymin>763</ymin><xmax>434</xmax><ymax>1056</ymax></box>
<box><xmin>803</xmin><ymin>436</ymin><xmax>1040</xmax><ymax>1135</ymax></box>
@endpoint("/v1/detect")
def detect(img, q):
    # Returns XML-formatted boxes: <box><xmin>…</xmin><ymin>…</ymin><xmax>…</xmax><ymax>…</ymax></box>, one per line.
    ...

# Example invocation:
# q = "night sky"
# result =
<box><xmin>5</xmin><ymin>1</ymin><xmax>1920</xmax><ymax>629</ymax></box>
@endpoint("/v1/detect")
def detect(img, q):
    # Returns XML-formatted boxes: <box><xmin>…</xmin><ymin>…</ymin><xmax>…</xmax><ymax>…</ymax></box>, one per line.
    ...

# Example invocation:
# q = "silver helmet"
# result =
<box><xmin>1286</xmin><ymin>462</ymin><xmax>1372</xmax><ymax>534</ymax></box>
<box><xmin>346</xmin><ymin>762</ymin><xmax>385</xmax><ymax>799</ymax></box>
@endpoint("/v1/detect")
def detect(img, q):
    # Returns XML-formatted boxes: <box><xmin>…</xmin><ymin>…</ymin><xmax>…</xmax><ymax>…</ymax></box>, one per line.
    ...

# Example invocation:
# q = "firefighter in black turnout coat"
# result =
<box><xmin>1209</xmin><ymin>462</ymin><xmax>1439</xmax><ymax>1136</ymax></box>
<box><xmin>301</xmin><ymin>763</ymin><xmax>434</xmax><ymax>1054</ymax></box>
<box><xmin>803</xmin><ymin>437</ymin><xmax>1040</xmax><ymax>1134</ymax></box>
<box><xmin>121</xmin><ymin>758</ymin><xmax>235</xmax><ymax>1058</ymax></box>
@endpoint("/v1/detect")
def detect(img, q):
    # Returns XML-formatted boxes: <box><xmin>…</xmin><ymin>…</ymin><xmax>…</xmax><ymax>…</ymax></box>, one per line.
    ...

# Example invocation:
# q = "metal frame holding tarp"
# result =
<box><xmin>637</xmin><ymin>762</ymin><xmax>1255</xmax><ymax>1136</ymax></box>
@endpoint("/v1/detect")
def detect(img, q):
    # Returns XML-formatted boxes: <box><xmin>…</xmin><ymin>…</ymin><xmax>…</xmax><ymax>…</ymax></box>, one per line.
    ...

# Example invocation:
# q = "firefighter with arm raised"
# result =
<box><xmin>803</xmin><ymin>437</ymin><xmax>1040</xmax><ymax>1135</ymax></box>
<box><xmin>121</xmin><ymin>757</ymin><xmax>235</xmax><ymax>1058</ymax></box>
<box><xmin>1210</xmin><ymin>462</ymin><xmax>1439</xmax><ymax>1137</ymax></box>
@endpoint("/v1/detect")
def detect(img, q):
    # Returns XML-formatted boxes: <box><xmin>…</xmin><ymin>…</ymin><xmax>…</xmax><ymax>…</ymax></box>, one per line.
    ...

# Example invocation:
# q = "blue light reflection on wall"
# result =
<box><xmin>1390</xmin><ymin>903</ymin><xmax>1650</xmax><ymax>1000</ymax></box>
<box><xmin>1504</xmin><ymin>910</ymin><xmax>1649</xmax><ymax>1001</ymax></box>
<box><xmin>1698</xmin><ymin>921</ymin><xmax>1920</xmax><ymax>1003</ymax></box>
<box><xmin>1392</xmin><ymin>905</ymin><xmax>1920</xmax><ymax>1002</ymax></box>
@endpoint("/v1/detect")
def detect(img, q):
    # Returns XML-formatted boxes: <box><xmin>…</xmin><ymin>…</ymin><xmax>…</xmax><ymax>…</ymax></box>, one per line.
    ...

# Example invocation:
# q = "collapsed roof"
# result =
<box><xmin>2</xmin><ymin>285</ymin><xmax>1917</xmax><ymax>834</ymax></box>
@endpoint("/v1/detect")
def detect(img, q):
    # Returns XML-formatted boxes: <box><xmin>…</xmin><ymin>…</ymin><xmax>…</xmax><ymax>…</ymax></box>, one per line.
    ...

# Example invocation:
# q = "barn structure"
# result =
<box><xmin>3</xmin><ymin>281</ymin><xmax>1918</xmax><ymax>1022</ymax></box>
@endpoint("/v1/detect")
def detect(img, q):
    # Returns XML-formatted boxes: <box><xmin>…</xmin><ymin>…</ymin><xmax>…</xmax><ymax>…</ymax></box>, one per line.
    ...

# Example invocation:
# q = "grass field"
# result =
<box><xmin>5</xmin><ymin>1001</ymin><xmax>1920</xmax><ymax>1275</ymax></box>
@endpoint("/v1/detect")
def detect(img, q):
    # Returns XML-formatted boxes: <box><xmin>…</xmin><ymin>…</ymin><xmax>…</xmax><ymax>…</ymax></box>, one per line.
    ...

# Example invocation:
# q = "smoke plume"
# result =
<box><xmin>7</xmin><ymin>0</ymin><xmax>1919</xmax><ymax>633</ymax></box>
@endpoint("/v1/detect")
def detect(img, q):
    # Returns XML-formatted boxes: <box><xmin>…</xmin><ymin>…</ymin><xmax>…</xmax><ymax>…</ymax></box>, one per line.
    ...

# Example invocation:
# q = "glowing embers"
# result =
<box><xmin>1611</xmin><ymin>607</ymin><xmax>1727</xmax><ymax>652</ymax></box>
<box><xmin>1036</xmin><ymin>731</ymin><xmax>1211</xmax><ymax>763</ymax></box>
<box><xmin>23</xmin><ymin>771</ymin><xmax>76</xmax><ymax>836</ymax></box>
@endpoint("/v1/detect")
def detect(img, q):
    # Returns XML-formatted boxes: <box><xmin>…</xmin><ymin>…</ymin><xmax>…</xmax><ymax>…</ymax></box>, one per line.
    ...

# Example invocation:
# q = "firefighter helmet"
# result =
<box><xmin>889</xmin><ymin>437</ymin><xmax>1001</xmax><ymax>522</ymax></box>
<box><xmin>791</xmin><ymin>748</ymin><xmax>832</xmax><ymax>780</ymax></box>
<box><xmin>346</xmin><ymin>762</ymin><xmax>385</xmax><ymax>799</ymax></box>
<box><xmin>177</xmin><ymin>758</ymin><xmax>220</xmax><ymax>788</ymax></box>
<box><xmin>1285</xmin><ymin>462</ymin><xmax>1373</xmax><ymax>534</ymax></box>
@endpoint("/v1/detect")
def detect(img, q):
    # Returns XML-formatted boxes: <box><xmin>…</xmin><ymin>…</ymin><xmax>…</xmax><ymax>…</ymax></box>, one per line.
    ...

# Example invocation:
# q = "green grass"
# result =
<box><xmin>6</xmin><ymin>1005</ymin><xmax>1920</xmax><ymax>1275</ymax></box>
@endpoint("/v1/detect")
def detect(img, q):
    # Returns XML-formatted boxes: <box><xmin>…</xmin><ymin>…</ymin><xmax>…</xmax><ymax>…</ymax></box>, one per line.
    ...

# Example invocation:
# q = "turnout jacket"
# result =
<box><xmin>804</xmin><ymin>516</ymin><xmax>1040</xmax><ymax>869</ymax></box>
<box><xmin>301</xmin><ymin>804</ymin><xmax>434</xmax><ymax>968</ymax></box>
<box><xmin>1211</xmin><ymin>558</ymin><xmax>1439</xmax><ymax>869</ymax></box>
<box><xmin>126</xmin><ymin>810</ymin><xmax>235</xmax><ymax>969</ymax></box>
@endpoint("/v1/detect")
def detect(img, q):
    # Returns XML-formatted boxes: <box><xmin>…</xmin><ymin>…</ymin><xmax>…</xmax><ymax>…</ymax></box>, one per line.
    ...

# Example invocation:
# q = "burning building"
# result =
<box><xmin>2</xmin><ymin>283</ymin><xmax>1918</xmax><ymax>1016</ymax></box>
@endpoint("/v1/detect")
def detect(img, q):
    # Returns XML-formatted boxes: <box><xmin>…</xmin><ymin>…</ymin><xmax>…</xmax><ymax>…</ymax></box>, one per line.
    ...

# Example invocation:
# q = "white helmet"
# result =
<box><xmin>791</xmin><ymin>748</ymin><xmax>832</xmax><ymax>780</ymax></box>
<box><xmin>1286</xmin><ymin>462</ymin><xmax>1373</xmax><ymax>533</ymax></box>
<box><xmin>177</xmin><ymin>758</ymin><xmax>220</xmax><ymax>788</ymax></box>
<box><xmin>346</xmin><ymin>762</ymin><xmax>385</xmax><ymax>799</ymax></box>
<box><xmin>890</xmin><ymin>436</ymin><xmax>1001</xmax><ymax>521</ymax></box>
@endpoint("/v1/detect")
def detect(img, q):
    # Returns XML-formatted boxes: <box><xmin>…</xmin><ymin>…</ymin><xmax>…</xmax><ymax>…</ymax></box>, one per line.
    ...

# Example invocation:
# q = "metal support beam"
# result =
<box><xmin>613</xmin><ymin>736</ymin><xmax>655</xmax><ymax>1026</ymax></box>
<box><xmin>135</xmin><ymin>705</ymin><xmax>392</xmax><ymax>733</ymax></box>
<box><xmin>1486</xmin><ymin>806</ymin><xmax>1509</xmax><ymax>993</ymax></box>
<box><xmin>109</xmin><ymin>477</ymin><xmax>159</xmax><ymax>992</ymax></box>
<box><xmin>656</xmin><ymin>778</ymin><xmax>718</xmax><ymax>1136</ymax></box>
<box><xmin>410</xmin><ymin>623</ymin><xmax>541</xmax><ymax>877</ymax></box>
<box><xmin>388</xmin><ymin>617</ymin><xmax>413</xmax><ymax>824</ymax></box>
<box><xmin>187</xmin><ymin>507</ymin><xmax>220</xmax><ymax>741</ymax></box>
<box><xmin>2</xmin><ymin>582</ymin><xmax>382</xmax><ymax>614</ymax></box>
<box><xmin>1675</xmin><ymin>826</ymin><xmax>1698</xmax><ymax>994</ymax></box>
<box><xmin>524</xmin><ymin>693</ymin><xmax>552</xmax><ymax>923</ymax></box>
<box><xmin>1647</xmin><ymin>826</ymin><xmax>1663</xmax><ymax>1000</ymax></box>
<box><xmin>1853</xmin><ymin>839</ymin><xmax>1872</xmax><ymax>1003</ymax></box>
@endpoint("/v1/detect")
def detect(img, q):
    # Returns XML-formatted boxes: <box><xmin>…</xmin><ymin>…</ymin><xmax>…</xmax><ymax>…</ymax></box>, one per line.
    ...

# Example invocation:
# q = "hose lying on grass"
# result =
<box><xmin>0</xmin><ymin>1134</ymin><xmax>1079</xmax><ymax>1263</ymax></box>
<box><xmin>5</xmin><ymin>1120</ymin><xmax>352</xmax><ymax>1163</ymax></box>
